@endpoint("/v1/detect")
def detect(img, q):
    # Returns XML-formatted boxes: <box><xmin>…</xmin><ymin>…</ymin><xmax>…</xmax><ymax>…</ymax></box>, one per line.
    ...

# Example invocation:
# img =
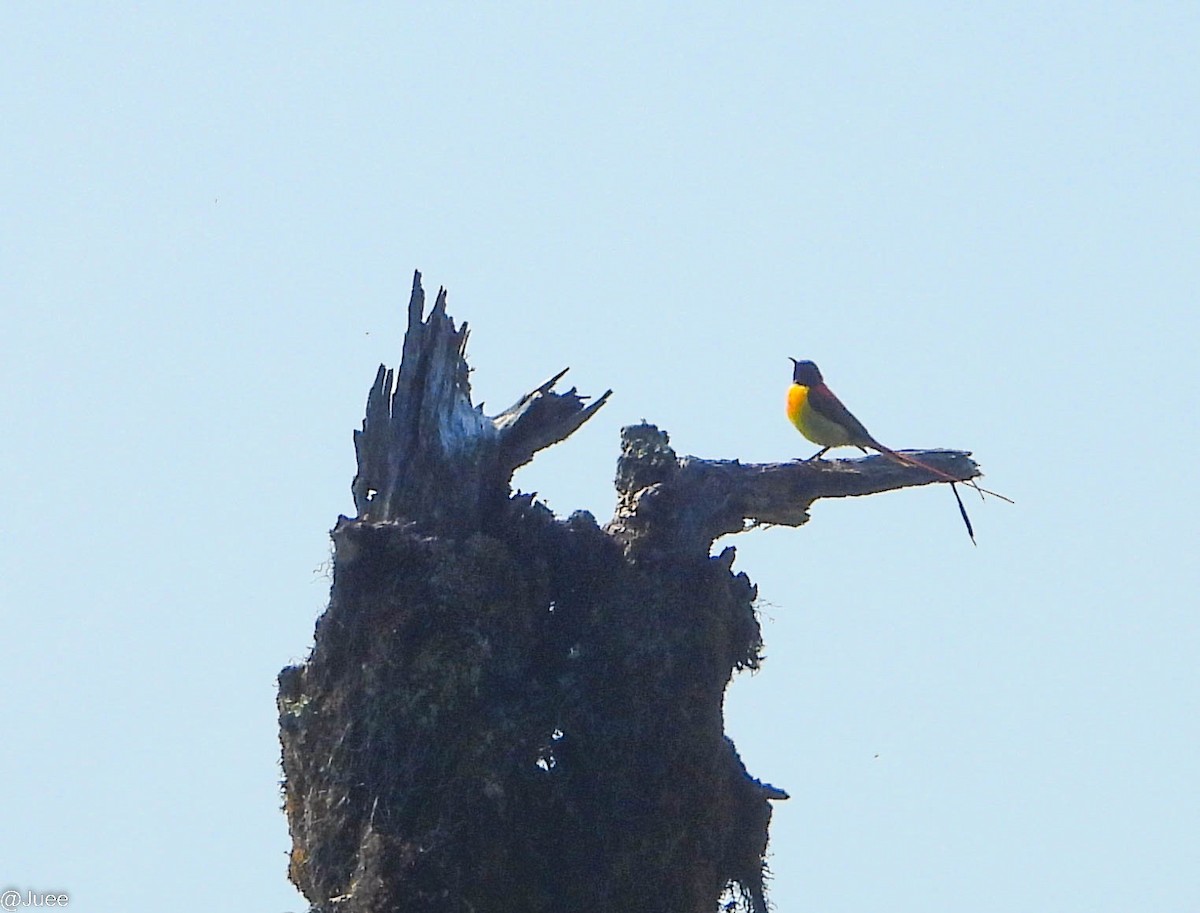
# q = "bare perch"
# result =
<box><xmin>610</xmin><ymin>423</ymin><xmax>982</xmax><ymax>555</ymax></box>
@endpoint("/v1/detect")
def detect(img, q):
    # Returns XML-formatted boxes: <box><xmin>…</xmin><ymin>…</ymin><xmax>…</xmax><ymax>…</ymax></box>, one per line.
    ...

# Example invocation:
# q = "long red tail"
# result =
<box><xmin>869</xmin><ymin>440</ymin><xmax>1011</xmax><ymax>501</ymax></box>
<box><xmin>867</xmin><ymin>441</ymin><xmax>1013</xmax><ymax>544</ymax></box>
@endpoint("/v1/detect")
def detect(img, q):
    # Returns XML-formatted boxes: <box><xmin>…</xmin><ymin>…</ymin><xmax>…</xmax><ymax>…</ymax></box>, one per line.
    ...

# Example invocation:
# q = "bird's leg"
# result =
<box><xmin>804</xmin><ymin>447</ymin><xmax>831</xmax><ymax>461</ymax></box>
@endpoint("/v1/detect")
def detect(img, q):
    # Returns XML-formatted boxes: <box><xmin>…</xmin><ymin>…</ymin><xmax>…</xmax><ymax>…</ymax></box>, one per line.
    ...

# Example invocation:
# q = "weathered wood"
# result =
<box><xmin>281</xmin><ymin>275</ymin><xmax>995</xmax><ymax>913</ymax></box>
<box><xmin>351</xmin><ymin>271</ymin><xmax>610</xmax><ymax>530</ymax></box>
<box><xmin>610</xmin><ymin>423</ymin><xmax>982</xmax><ymax>555</ymax></box>
<box><xmin>494</xmin><ymin>367</ymin><xmax>612</xmax><ymax>472</ymax></box>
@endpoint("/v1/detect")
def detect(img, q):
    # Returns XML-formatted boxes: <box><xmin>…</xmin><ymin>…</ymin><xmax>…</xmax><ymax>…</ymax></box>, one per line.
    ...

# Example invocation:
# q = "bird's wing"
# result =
<box><xmin>808</xmin><ymin>384</ymin><xmax>878</xmax><ymax>447</ymax></box>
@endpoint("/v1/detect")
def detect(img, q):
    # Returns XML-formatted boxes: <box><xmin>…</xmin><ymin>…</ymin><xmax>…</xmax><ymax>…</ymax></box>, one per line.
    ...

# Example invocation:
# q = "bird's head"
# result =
<box><xmin>789</xmin><ymin>358</ymin><xmax>823</xmax><ymax>386</ymax></box>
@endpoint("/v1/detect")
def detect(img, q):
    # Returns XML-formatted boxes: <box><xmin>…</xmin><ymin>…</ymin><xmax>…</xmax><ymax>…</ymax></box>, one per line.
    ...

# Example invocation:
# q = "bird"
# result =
<box><xmin>788</xmin><ymin>358</ymin><xmax>916</xmax><ymax>462</ymax></box>
<box><xmin>786</xmin><ymin>357</ymin><xmax>994</xmax><ymax>540</ymax></box>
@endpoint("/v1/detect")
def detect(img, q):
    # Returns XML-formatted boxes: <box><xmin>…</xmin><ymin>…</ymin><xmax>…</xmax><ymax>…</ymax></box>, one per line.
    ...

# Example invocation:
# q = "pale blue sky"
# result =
<box><xmin>3</xmin><ymin>5</ymin><xmax>1197</xmax><ymax>912</ymax></box>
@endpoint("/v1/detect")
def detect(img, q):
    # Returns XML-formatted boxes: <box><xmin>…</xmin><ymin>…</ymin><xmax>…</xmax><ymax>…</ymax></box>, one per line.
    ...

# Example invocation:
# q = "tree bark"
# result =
<box><xmin>278</xmin><ymin>272</ymin><xmax>983</xmax><ymax>913</ymax></box>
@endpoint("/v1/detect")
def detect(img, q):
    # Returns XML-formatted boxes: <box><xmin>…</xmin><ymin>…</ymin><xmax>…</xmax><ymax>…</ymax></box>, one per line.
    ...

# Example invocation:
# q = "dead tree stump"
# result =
<box><xmin>278</xmin><ymin>272</ymin><xmax>984</xmax><ymax>913</ymax></box>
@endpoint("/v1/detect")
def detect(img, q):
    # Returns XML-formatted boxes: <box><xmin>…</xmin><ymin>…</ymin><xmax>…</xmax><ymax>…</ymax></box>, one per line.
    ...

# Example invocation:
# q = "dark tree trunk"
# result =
<box><xmin>278</xmin><ymin>272</ymin><xmax>984</xmax><ymax>913</ymax></box>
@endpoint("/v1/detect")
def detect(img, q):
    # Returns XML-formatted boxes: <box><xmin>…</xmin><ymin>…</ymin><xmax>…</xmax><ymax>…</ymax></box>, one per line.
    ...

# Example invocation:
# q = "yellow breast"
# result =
<box><xmin>786</xmin><ymin>383</ymin><xmax>853</xmax><ymax>447</ymax></box>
